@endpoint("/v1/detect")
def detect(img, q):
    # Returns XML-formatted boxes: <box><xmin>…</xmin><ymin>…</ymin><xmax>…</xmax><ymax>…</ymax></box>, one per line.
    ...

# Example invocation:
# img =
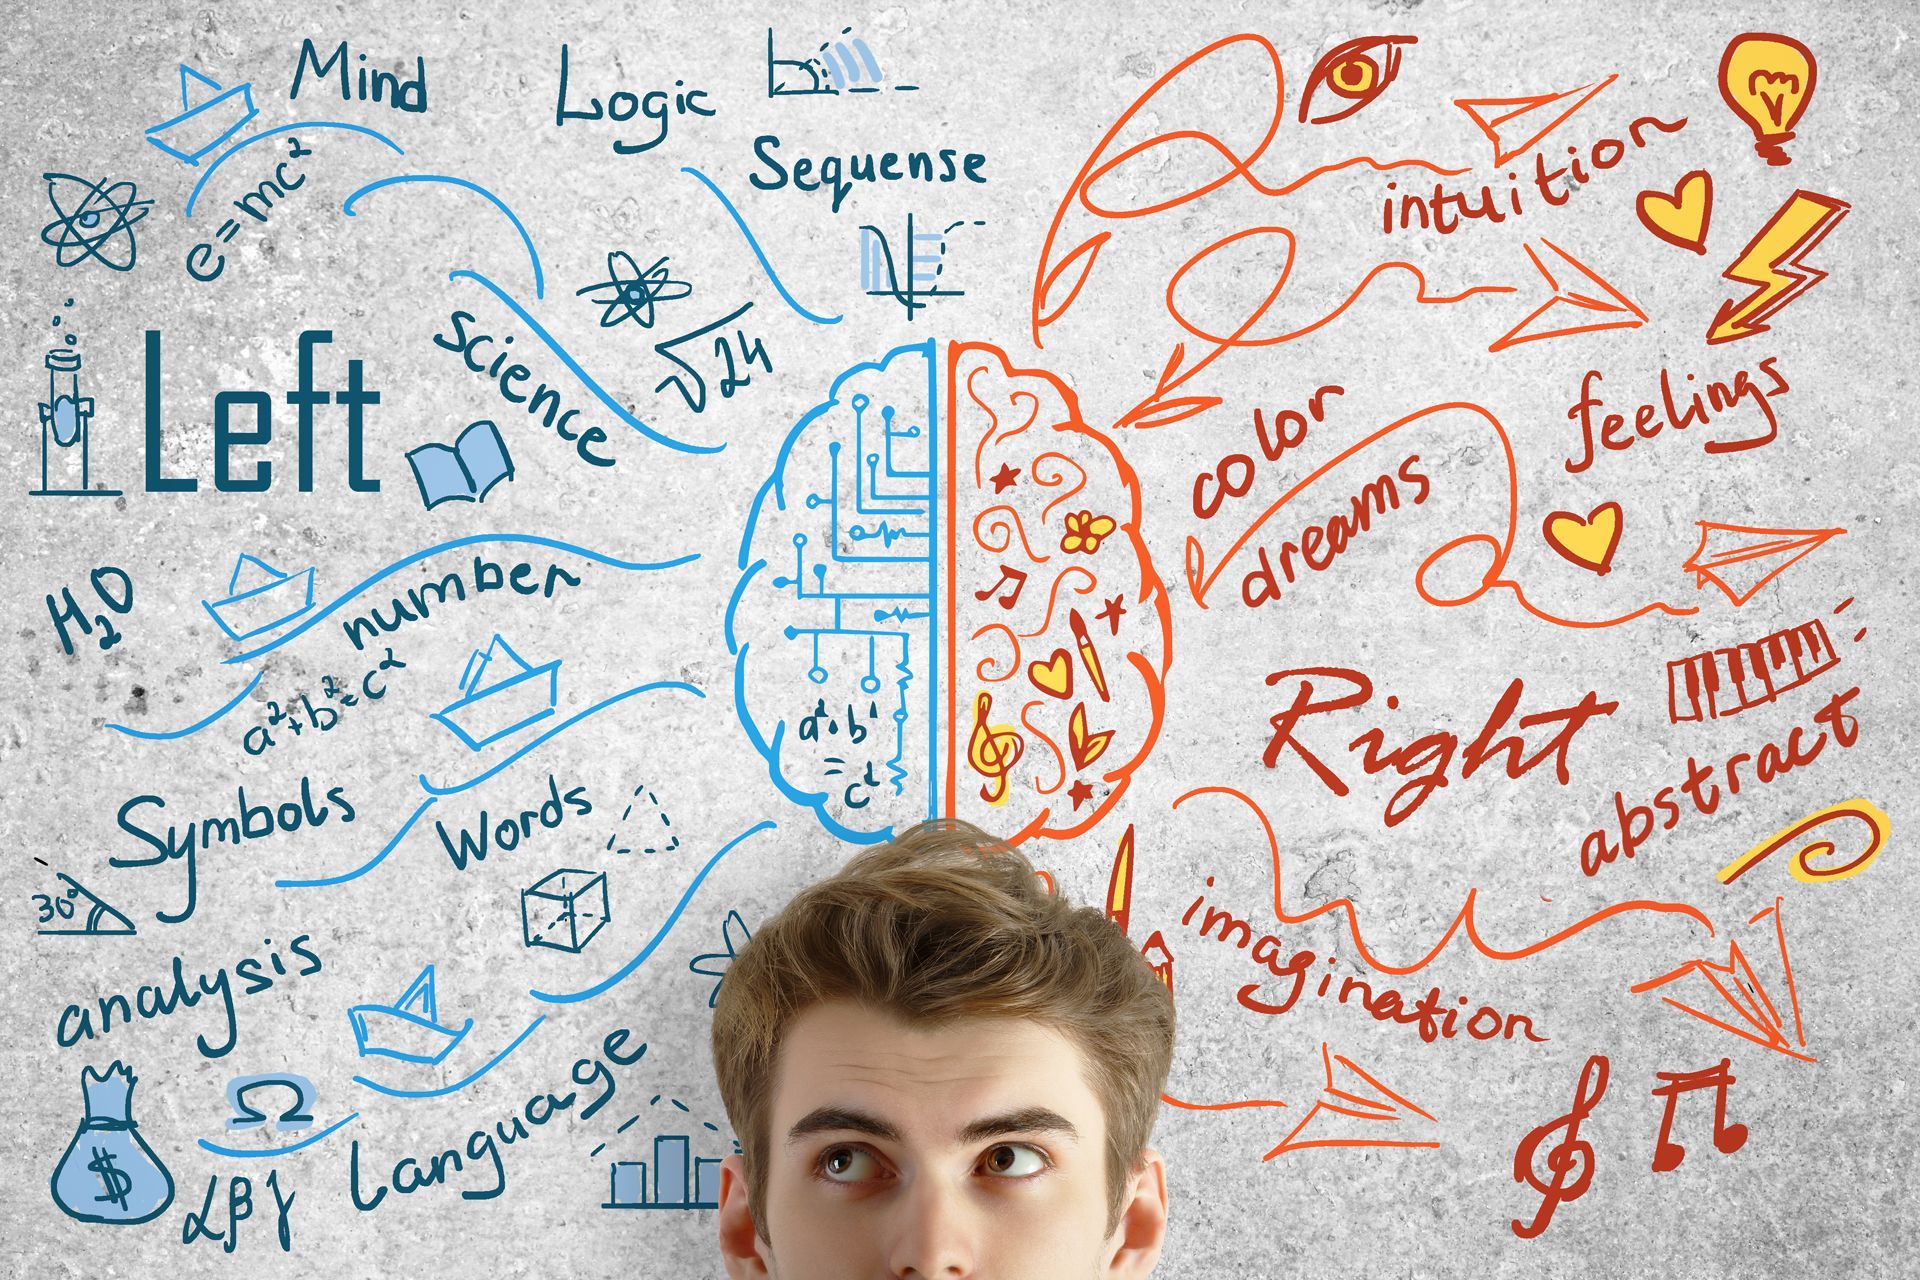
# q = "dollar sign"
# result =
<box><xmin>87</xmin><ymin>1146</ymin><xmax>133</xmax><ymax>1212</ymax></box>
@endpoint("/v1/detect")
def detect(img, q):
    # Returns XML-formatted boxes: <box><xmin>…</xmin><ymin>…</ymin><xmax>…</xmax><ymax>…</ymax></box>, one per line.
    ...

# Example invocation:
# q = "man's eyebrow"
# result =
<box><xmin>784</xmin><ymin>1105</ymin><xmax>1080</xmax><ymax>1148</ymax></box>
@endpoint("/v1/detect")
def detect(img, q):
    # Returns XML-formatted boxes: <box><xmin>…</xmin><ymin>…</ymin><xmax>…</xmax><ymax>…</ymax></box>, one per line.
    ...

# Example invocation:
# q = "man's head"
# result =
<box><xmin>710</xmin><ymin>818</ymin><xmax>1176</xmax><ymax>1277</ymax></box>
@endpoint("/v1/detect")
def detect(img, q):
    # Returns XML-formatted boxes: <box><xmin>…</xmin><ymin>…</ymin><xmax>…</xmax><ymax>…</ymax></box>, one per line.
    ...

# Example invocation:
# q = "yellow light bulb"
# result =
<box><xmin>1718</xmin><ymin>33</ymin><xmax>1817</xmax><ymax>166</ymax></box>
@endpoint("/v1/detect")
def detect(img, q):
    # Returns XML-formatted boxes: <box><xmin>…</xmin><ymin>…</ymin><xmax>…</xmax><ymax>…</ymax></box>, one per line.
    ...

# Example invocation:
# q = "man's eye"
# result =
<box><xmin>981</xmin><ymin>1143</ymin><xmax>1049</xmax><ymax>1178</ymax></box>
<box><xmin>817</xmin><ymin>1145</ymin><xmax>885</xmax><ymax>1182</ymax></box>
<box><xmin>1298</xmin><ymin>35</ymin><xmax>1416</xmax><ymax>124</ymax></box>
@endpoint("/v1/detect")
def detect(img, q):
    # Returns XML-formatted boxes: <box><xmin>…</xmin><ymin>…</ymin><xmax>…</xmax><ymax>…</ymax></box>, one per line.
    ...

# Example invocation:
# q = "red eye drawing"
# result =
<box><xmin>1298</xmin><ymin>36</ymin><xmax>1417</xmax><ymax>124</ymax></box>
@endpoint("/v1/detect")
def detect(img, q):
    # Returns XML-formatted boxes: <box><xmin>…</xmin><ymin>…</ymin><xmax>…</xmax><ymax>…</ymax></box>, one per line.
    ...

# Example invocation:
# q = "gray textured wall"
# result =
<box><xmin>3</xmin><ymin>0</ymin><xmax>1915</xmax><ymax>1275</ymax></box>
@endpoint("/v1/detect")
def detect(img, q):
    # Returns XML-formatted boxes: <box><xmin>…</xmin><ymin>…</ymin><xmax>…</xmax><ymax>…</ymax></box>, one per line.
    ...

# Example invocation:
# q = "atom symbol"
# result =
<box><xmin>575</xmin><ymin>250</ymin><xmax>692</xmax><ymax>329</ymax></box>
<box><xmin>39</xmin><ymin>173</ymin><xmax>152</xmax><ymax>273</ymax></box>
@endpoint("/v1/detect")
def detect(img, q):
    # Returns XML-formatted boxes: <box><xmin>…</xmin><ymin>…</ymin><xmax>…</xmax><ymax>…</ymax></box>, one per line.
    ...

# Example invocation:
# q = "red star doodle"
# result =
<box><xmin>990</xmin><ymin>463</ymin><xmax>1021</xmax><ymax>493</ymax></box>
<box><xmin>1068</xmin><ymin>778</ymin><xmax>1096</xmax><ymax>810</ymax></box>
<box><xmin>1095</xmin><ymin>594</ymin><xmax>1127</xmax><ymax>634</ymax></box>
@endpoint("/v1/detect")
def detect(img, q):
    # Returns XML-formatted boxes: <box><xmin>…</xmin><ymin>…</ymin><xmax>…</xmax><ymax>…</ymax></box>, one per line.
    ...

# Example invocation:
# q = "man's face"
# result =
<box><xmin>717</xmin><ymin>999</ymin><xmax>1167</xmax><ymax>1278</ymax></box>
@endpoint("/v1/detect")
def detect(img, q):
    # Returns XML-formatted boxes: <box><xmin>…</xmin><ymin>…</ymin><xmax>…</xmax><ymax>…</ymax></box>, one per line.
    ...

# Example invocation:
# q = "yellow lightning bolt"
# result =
<box><xmin>1708</xmin><ymin>190</ymin><xmax>1851</xmax><ymax>344</ymax></box>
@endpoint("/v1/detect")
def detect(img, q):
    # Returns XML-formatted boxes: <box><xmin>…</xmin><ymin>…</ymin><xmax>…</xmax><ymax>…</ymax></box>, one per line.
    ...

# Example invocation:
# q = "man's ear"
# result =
<box><xmin>1104</xmin><ymin>1145</ymin><xmax>1169</xmax><ymax>1277</ymax></box>
<box><xmin>717</xmin><ymin>1153</ymin><xmax>772</xmax><ymax>1278</ymax></box>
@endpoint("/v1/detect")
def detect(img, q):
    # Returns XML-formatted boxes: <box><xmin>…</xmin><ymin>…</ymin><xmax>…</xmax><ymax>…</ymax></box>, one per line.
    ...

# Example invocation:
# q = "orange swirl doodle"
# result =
<box><xmin>1031</xmin><ymin>451</ymin><xmax>1088</xmax><ymax>523</ymax></box>
<box><xmin>966</xmin><ymin>623</ymin><xmax>1020</xmax><ymax>683</ymax></box>
<box><xmin>966</xmin><ymin>362</ymin><xmax>1040</xmax><ymax>484</ymax></box>
<box><xmin>973</xmin><ymin>504</ymin><xmax>1052</xmax><ymax>563</ymax></box>
<box><xmin>1717</xmin><ymin>799</ymin><xmax>1889</xmax><ymax>885</ymax></box>
<box><xmin>1015</xmin><ymin>566</ymin><xmax>1098</xmax><ymax>640</ymax></box>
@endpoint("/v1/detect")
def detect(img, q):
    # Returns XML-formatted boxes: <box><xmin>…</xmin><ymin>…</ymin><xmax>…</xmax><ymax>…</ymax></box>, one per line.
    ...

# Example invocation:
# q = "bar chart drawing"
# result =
<box><xmin>602</xmin><ymin>1133</ymin><xmax>725</xmax><ymax>1210</ymax></box>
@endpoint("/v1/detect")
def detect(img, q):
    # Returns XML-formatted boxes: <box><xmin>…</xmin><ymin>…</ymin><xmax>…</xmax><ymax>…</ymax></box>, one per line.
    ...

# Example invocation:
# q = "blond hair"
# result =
<box><xmin>710</xmin><ymin>818</ymin><xmax>1175</xmax><ymax>1242</ymax></box>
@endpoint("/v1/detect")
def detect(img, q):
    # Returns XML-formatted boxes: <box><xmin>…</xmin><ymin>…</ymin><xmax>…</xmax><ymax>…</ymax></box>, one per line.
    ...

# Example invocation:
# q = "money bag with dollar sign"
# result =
<box><xmin>51</xmin><ymin>1061</ymin><xmax>175</xmax><ymax>1224</ymax></box>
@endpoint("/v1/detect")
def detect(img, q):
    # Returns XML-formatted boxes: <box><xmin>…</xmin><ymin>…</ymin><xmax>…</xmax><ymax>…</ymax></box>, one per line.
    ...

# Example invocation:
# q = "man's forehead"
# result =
<box><xmin>770</xmin><ymin>1001</ymin><xmax>1100</xmax><ymax>1142</ymax></box>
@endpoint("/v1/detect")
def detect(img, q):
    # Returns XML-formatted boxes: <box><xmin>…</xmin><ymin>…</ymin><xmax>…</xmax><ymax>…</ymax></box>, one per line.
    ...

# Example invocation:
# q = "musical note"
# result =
<box><xmin>88</xmin><ymin>1147</ymin><xmax>133</xmax><ymax>1212</ymax></box>
<box><xmin>965</xmin><ymin>691</ymin><xmax>1023</xmax><ymax>805</ymax></box>
<box><xmin>1068</xmin><ymin>607</ymin><xmax>1110</xmax><ymax>701</ymax></box>
<box><xmin>973</xmin><ymin>563</ymin><xmax>1029</xmax><ymax>610</ymax></box>
<box><xmin>1650</xmin><ymin>1057</ymin><xmax>1748</xmax><ymax>1173</ymax></box>
<box><xmin>1511</xmin><ymin>1054</ymin><xmax>1610</xmax><ymax>1239</ymax></box>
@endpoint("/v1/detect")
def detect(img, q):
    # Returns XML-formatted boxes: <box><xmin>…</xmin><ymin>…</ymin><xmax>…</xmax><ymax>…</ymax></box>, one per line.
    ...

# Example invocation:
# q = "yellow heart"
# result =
<box><xmin>1028</xmin><ymin>649</ymin><xmax>1073</xmax><ymax>699</ymax></box>
<box><xmin>1636</xmin><ymin>170</ymin><xmax>1713</xmax><ymax>255</ymax></box>
<box><xmin>1543</xmin><ymin>502</ymin><xmax>1623</xmax><ymax>576</ymax></box>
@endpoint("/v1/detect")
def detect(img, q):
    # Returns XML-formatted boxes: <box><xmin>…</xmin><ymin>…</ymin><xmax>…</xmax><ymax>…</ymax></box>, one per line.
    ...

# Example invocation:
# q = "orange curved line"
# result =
<box><xmin>1168</xmin><ymin>252</ymin><xmax>1514</xmax><ymax>350</ymax></box>
<box><xmin>1036</xmin><ymin>231</ymin><xmax>1112</xmax><ymax>329</ymax></box>
<box><xmin>1081</xmin><ymin>128</ymin><xmax>1269</xmax><ymax>220</ymax></box>
<box><xmin>1161</xmin><ymin>1092</ymin><xmax>1289</xmax><ymax>1112</ymax></box>
<box><xmin>1498</xmin><ymin>576</ymin><xmax>1702</xmax><ymax>627</ymax></box>
<box><xmin>1103</xmin><ymin>650</ymin><xmax>1168</xmax><ymax>786</ymax></box>
<box><xmin>1032</xmin><ymin>32</ymin><xmax>1287</xmax><ymax>346</ymax></box>
<box><xmin>965</xmin><ymin>363</ymin><xmax>1003</xmax><ymax>488</ymax></box>
<box><xmin>1171</xmin><ymin>785</ymin><xmax>1715</xmax><ymax>978</ymax></box>
<box><xmin>1254</xmin><ymin>154</ymin><xmax>1473</xmax><ymax>198</ymax></box>
<box><xmin>1016</xmin><ymin>566</ymin><xmax>1099</xmax><ymax>639</ymax></box>
<box><xmin>966</xmin><ymin>364</ymin><xmax>1042</xmax><ymax>487</ymax></box>
<box><xmin>1031</xmin><ymin>450</ymin><xmax>1089</xmax><ymax>524</ymax></box>
<box><xmin>973</xmin><ymin>504</ymin><xmax>1052</xmax><ymax>563</ymax></box>
<box><xmin>1019</xmin><ymin>700</ymin><xmax>1068</xmax><ymax>796</ymax></box>
<box><xmin>966</xmin><ymin>622</ymin><xmax>1021</xmax><ymax>683</ymax></box>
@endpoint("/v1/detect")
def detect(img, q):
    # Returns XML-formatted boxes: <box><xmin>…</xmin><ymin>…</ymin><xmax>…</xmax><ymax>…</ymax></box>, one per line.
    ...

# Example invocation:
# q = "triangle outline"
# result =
<box><xmin>1682</xmin><ymin>521</ymin><xmax>1845</xmax><ymax>606</ymax></box>
<box><xmin>36</xmin><ymin>870</ymin><xmax>136</xmax><ymax>936</ymax></box>
<box><xmin>1455</xmin><ymin>75</ymin><xmax>1618</xmax><ymax>165</ymax></box>
<box><xmin>1263</xmin><ymin>1043</ymin><xmax>1440</xmax><ymax>1159</ymax></box>
<box><xmin>1490</xmin><ymin>238</ymin><xmax>1647</xmax><ymax>353</ymax></box>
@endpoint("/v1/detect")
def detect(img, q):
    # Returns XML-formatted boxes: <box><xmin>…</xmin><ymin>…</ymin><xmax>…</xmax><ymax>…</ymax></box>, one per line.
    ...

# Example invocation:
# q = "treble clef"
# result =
<box><xmin>1511</xmin><ymin>1053</ymin><xmax>1610</xmax><ymax>1239</ymax></box>
<box><xmin>965</xmin><ymin>691</ymin><xmax>1023</xmax><ymax>805</ymax></box>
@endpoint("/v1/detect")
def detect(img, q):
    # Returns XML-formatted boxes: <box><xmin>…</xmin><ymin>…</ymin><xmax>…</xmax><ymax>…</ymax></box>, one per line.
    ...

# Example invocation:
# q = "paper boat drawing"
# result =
<box><xmin>202</xmin><ymin>554</ymin><xmax>317</xmax><ymax>642</ymax></box>
<box><xmin>347</xmin><ymin>965</ymin><xmax>473</xmax><ymax>1066</ymax></box>
<box><xmin>431</xmin><ymin>634</ymin><xmax>561</xmax><ymax>751</ymax></box>
<box><xmin>145</xmin><ymin>64</ymin><xmax>259</xmax><ymax>166</ymax></box>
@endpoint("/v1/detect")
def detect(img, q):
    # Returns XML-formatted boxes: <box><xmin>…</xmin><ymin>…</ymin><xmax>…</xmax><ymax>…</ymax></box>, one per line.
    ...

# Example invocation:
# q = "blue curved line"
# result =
<box><xmin>449</xmin><ymin>269</ymin><xmax>726</xmax><ymax>455</ymax></box>
<box><xmin>220</xmin><ymin>536</ymin><xmax>699</xmax><ymax>664</ymax></box>
<box><xmin>186</xmin><ymin>122</ymin><xmax>404</xmax><ymax>217</ymax></box>
<box><xmin>106</xmin><ymin>669</ymin><xmax>262</xmax><ymax>739</ymax></box>
<box><xmin>681</xmin><ymin>166</ymin><xmax>843</xmax><ymax>326</ymax></box>
<box><xmin>531</xmin><ymin>820</ymin><xmax>775</xmax><ymax>1004</ymax></box>
<box><xmin>419</xmin><ymin>682</ymin><xmax>706</xmax><ymax>796</ymax></box>
<box><xmin>197</xmin><ymin>1111</ymin><xmax>360</xmax><ymax>1158</ymax></box>
<box><xmin>352</xmin><ymin>1016</ymin><xmax>545</xmax><ymax>1099</ymax></box>
<box><xmin>344</xmin><ymin>175</ymin><xmax>544</xmax><ymax>299</ymax></box>
<box><xmin>277</xmin><ymin>795</ymin><xmax>436</xmax><ymax>889</ymax></box>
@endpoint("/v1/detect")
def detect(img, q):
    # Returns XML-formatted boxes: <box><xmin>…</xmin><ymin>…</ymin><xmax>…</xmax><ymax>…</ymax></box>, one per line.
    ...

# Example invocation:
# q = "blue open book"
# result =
<box><xmin>407</xmin><ymin>420</ymin><xmax>514</xmax><ymax>508</ymax></box>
